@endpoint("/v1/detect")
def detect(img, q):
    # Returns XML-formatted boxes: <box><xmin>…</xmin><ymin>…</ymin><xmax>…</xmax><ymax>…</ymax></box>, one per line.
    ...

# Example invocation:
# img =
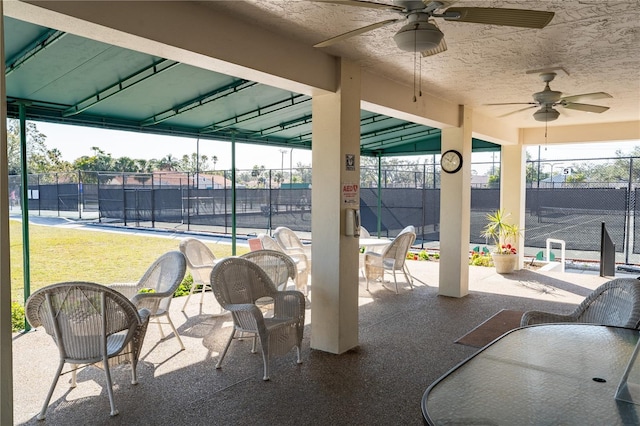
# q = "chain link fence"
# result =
<box><xmin>9</xmin><ymin>157</ymin><xmax>640</xmax><ymax>262</ymax></box>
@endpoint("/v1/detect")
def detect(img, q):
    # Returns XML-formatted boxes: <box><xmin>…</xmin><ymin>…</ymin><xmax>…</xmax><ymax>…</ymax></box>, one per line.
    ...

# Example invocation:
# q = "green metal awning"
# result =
<box><xmin>4</xmin><ymin>16</ymin><xmax>499</xmax><ymax>157</ymax></box>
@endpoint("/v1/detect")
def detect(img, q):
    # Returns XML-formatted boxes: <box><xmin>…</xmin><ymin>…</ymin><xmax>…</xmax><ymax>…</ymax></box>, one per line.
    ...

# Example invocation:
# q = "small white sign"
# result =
<box><xmin>562</xmin><ymin>167</ymin><xmax>572</xmax><ymax>175</ymax></box>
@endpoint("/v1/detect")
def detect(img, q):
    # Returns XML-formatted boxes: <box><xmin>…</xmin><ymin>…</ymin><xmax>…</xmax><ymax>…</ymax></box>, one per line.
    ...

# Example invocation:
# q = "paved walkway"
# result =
<box><xmin>12</xmin><ymin>259</ymin><xmax>624</xmax><ymax>425</ymax></box>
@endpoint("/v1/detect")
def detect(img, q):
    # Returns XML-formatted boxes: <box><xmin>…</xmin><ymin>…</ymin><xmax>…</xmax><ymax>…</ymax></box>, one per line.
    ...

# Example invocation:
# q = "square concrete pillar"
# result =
<box><xmin>500</xmin><ymin>144</ymin><xmax>526</xmax><ymax>269</ymax></box>
<box><xmin>310</xmin><ymin>59</ymin><xmax>361</xmax><ymax>353</ymax></box>
<box><xmin>438</xmin><ymin>106</ymin><xmax>472</xmax><ymax>298</ymax></box>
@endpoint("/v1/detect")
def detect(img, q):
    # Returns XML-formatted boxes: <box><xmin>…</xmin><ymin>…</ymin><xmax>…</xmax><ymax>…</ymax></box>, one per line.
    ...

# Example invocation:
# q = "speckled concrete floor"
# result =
<box><xmin>12</xmin><ymin>262</ymin><xmax>615</xmax><ymax>425</ymax></box>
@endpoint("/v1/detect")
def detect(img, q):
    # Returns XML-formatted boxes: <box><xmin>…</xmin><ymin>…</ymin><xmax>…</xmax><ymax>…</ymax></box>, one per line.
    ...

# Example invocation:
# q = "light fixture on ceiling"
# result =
<box><xmin>533</xmin><ymin>106</ymin><xmax>560</xmax><ymax>122</ymax></box>
<box><xmin>393</xmin><ymin>13</ymin><xmax>444</xmax><ymax>52</ymax></box>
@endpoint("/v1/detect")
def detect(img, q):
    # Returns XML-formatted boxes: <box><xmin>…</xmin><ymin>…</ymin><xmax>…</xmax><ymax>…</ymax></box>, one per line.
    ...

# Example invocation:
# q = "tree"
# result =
<box><xmin>72</xmin><ymin>147</ymin><xmax>114</xmax><ymax>172</ymax></box>
<box><xmin>158</xmin><ymin>154</ymin><xmax>179</xmax><ymax>171</ymax></box>
<box><xmin>6</xmin><ymin>119</ymin><xmax>55</xmax><ymax>174</ymax></box>
<box><xmin>177</xmin><ymin>153</ymin><xmax>210</xmax><ymax>173</ymax></box>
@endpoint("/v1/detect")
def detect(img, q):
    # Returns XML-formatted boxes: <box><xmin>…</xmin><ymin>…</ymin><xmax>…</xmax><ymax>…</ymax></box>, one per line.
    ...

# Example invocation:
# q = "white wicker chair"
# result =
<box><xmin>25</xmin><ymin>282</ymin><xmax>151</xmax><ymax>419</ymax></box>
<box><xmin>179</xmin><ymin>238</ymin><xmax>217</xmax><ymax>312</ymax></box>
<box><xmin>259</xmin><ymin>233</ymin><xmax>310</xmax><ymax>294</ymax></box>
<box><xmin>521</xmin><ymin>277</ymin><xmax>640</xmax><ymax>328</ymax></box>
<box><xmin>110</xmin><ymin>251</ymin><xmax>187</xmax><ymax>350</ymax></box>
<box><xmin>364</xmin><ymin>231</ymin><xmax>416</xmax><ymax>294</ymax></box>
<box><xmin>210</xmin><ymin>257</ymin><xmax>305</xmax><ymax>380</ymax></box>
<box><xmin>274</xmin><ymin>226</ymin><xmax>312</xmax><ymax>262</ymax></box>
<box><xmin>241</xmin><ymin>249</ymin><xmax>297</xmax><ymax>291</ymax></box>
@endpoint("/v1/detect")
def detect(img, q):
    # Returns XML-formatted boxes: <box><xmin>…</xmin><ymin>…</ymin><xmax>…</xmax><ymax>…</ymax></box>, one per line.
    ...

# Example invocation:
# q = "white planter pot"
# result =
<box><xmin>491</xmin><ymin>253</ymin><xmax>517</xmax><ymax>274</ymax></box>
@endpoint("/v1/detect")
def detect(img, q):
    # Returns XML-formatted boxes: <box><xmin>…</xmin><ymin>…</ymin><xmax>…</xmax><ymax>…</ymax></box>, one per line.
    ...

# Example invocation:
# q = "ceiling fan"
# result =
<box><xmin>311</xmin><ymin>0</ymin><xmax>555</xmax><ymax>57</ymax></box>
<box><xmin>488</xmin><ymin>72</ymin><xmax>613</xmax><ymax>122</ymax></box>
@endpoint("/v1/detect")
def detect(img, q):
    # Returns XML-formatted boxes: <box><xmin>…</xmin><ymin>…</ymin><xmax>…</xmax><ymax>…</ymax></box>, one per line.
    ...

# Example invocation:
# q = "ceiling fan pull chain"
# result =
<box><xmin>419</xmin><ymin>53</ymin><xmax>423</xmax><ymax>98</ymax></box>
<box><xmin>413</xmin><ymin>23</ymin><xmax>418</xmax><ymax>102</ymax></box>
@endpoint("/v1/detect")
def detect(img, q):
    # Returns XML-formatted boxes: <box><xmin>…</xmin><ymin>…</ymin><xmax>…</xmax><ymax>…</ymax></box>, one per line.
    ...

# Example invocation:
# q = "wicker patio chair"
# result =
<box><xmin>110</xmin><ymin>250</ymin><xmax>187</xmax><ymax>350</ymax></box>
<box><xmin>210</xmin><ymin>257</ymin><xmax>305</xmax><ymax>380</ymax></box>
<box><xmin>241</xmin><ymin>249</ymin><xmax>297</xmax><ymax>292</ymax></box>
<box><xmin>364</xmin><ymin>230</ymin><xmax>416</xmax><ymax>294</ymax></box>
<box><xmin>399</xmin><ymin>224</ymin><xmax>416</xmax><ymax>235</ymax></box>
<box><xmin>259</xmin><ymin>233</ymin><xmax>310</xmax><ymax>294</ymax></box>
<box><xmin>25</xmin><ymin>282</ymin><xmax>151</xmax><ymax>419</ymax></box>
<box><xmin>521</xmin><ymin>277</ymin><xmax>640</xmax><ymax>328</ymax></box>
<box><xmin>274</xmin><ymin>226</ymin><xmax>312</xmax><ymax>262</ymax></box>
<box><xmin>179</xmin><ymin>238</ymin><xmax>217</xmax><ymax>312</ymax></box>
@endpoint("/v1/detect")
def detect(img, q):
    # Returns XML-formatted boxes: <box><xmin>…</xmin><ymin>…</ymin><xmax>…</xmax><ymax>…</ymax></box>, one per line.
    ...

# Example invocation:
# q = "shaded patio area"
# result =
<box><xmin>13</xmin><ymin>260</ymin><xmax>615</xmax><ymax>425</ymax></box>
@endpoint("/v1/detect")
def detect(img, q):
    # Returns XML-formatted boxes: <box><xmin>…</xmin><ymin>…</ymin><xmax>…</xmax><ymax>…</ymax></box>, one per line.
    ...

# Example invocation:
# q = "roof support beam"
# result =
<box><xmin>140</xmin><ymin>79</ymin><xmax>257</xmax><ymax>127</ymax></box>
<box><xmin>200</xmin><ymin>94</ymin><xmax>309</xmax><ymax>134</ymax></box>
<box><xmin>360</xmin><ymin>128</ymin><xmax>441</xmax><ymax>150</ymax></box>
<box><xmin>5</xmin><ymin>29</ymin><xmax>66</xmax><ymax>76</ymax></box>
<box><xmin>63</xmin><ymin>59</ymin><xmax>180</xmax><ymax>117</ymax></box>
<box><xmin>245</xmin><ymin>113</ymin><xmax>313</xmax><ymax>139</ymax></box>
<box><xmin>360</xmin><ymin>123</ymin><xmax>435</xmax><ymax>148</ymax></box>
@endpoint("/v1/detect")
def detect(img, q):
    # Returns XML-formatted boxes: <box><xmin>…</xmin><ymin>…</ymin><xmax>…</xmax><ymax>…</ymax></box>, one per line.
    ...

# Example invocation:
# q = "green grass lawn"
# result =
<box><xmin>9</xmin><ymin>220</ymin><xmax>246</xmax><ymax>302</ymax></box>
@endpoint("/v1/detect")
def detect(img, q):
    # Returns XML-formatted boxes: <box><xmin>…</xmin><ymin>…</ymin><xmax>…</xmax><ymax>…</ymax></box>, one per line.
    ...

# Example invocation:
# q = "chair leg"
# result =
<box><xmin>128</xmin><ymin>342</ymin><xmax>139</xmax><ymax>385</ymax></box>
<box><xmin>181</xmin><ymin>281</ymin><xmax>198</xmax><ymax>311</ymax></box>
<box><xmin>70</xmin><ymin>363</ymin><xmax>78</xmax><ymax>388</ymax></box>
<box><xmin>199</xmin><ymin>282</ymin><xmax>208</xmax><ymax>306</ymax></box>
<box><xmin>216</xmin><ymin>329</ymin><xmax>236</xmax><ymax>369</ymax></box>
<box><xmin>392</xmin><ymin>270</ymin><xmax>399</xmax><ymax>294</ymax></box>
<box><xmin>296</xmin><ymin>345</ymin><xmax>302</xmax><ymax>364</ymax></box>
<box><xmin>365</xmin><ymin>268</ymin><xmax>371</xmax><ymax>291</ymax></box>
<box><xmin>101</xmin><ymin>356</ymin><xmax>119</xmax><ymax>417</ymax></box>
<box><xmin>403</xmin><ymin>264</ymin><xmax>414</xmax><ymax>290</ymax></box>
<box><xmin>37</xmin><ymin>359</ymin><xmax>65</xmax><ymax>421</ymax></box>
<box><xmin>164</xmin><ymin>313</ymin><xmax>185</xmax><ymax>350</ymax></box>
<box><xmin>156</xmin><ymin>318</ymin><xmax>166</xmax><ymax>339</ymax></box>
<box><xmin>259</xmin><ymin>337</ymin><xmax>270</xmax><ymax>381</ymax></box>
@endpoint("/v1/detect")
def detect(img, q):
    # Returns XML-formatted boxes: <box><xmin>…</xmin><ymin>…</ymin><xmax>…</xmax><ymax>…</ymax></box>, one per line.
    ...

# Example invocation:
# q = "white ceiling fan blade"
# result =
<box><xmin>314</xmin><ymin>19</ymin><xmax>399</xmax><ymax>48</ymax></box>
<box><xmin>442</xmin><ymin>7</ymin><xmax>554</xmax><ymax>29</ymax></box>
<box><xmin>310</xmin><ymin>0</ymin><xmax>404</xmax><ymax>11</ymax></box>
<box><xmin>562</xmin><ymin>103</ymin><xmax>610</xmax><ymax>114</ymax></box>
<box><xmin>561</xmin><ymin>92</ymin><xmax>613</xmax><ymax>103</ymax></box>
<box><xmin>497</xmin><ymin>106</ymin><xmax>537</xmax><ymax>118</ymax></box>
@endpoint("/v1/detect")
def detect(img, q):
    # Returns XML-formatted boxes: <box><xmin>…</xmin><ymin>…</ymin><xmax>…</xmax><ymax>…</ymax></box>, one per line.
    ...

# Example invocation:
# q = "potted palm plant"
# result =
<box><xmin>481</xmin><ymin>209</ymin><xmax>521</xmax><ymax>274</ymax></box>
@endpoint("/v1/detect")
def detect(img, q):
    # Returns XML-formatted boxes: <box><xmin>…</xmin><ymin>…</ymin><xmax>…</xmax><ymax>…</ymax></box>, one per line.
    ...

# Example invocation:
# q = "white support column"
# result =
<box><xmin>500</xmin><ymin>144</ymin><xmax>526</xmax><ymax>270</ymax></box>
<box><xmin>0</xmin><ymin>0</ymin><xmax>15</xmax><ymax>423</ymax></box>
<box><xmin>310</xmin><ymin>59</ymin><xmax>361</xmax><ymax>353</ymax></box>
<box><xmin>438</xmin><ymin>106</ymin><xmax>472</xmax><ymax>298</ymax></box>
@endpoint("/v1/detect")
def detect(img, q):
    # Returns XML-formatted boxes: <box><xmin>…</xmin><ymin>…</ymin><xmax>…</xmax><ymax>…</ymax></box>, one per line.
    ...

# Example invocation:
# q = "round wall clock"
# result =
<box><xmin>441</xmin><ymin>149</ymin><xmax>463</xmax><ymax>174</ymax></box>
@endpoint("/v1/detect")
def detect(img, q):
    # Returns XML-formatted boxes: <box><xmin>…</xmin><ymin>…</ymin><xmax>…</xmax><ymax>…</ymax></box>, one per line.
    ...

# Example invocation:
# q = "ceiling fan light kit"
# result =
<box><xmin>534</xmin><ymin>107</ymin><xmax>560</xmax><ymax>122</ymax></box>
<box><xmin>393</xmin><ymin>18</ymin><xmax>443</xmax><ymax>52</ymax></box>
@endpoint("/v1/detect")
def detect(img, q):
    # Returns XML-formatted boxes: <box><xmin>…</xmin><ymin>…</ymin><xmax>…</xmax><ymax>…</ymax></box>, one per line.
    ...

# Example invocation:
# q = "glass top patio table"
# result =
<box><xmin>422</xmin><ymin>323</ymin><xmax>640</xmax><ymax>426</ymax></box>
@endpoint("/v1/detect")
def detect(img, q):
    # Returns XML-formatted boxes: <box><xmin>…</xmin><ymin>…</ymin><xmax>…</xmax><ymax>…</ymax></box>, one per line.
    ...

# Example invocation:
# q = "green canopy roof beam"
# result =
<box><xmin>360</xmin><ymin>128</ymin><xmax>441</xmax><ymax>150</ymax></box>
<box><xmin>199</xmin><ymin>94</ymin><xmax>310</xmax><ymax>134</ymax></box>
<box><xmin>5</xmin><ymin>29</ymin><xmax>66</xmax><ymax>76</ymax></box>
<box><xmin>243</xmin><ymin>113</ymin><xmax>313</xmax><ymax>139</ymax></box>
<box><xmin>64</xmin><ymin>59</ymin><xmax>180</xmax><ymax>117</ymax></box>
<box><xmin>360</xmin><ymin>122</ymin><xmax>428</xmax><ymax>142</ymax></box>
<box><xmin>139</xmin><ymin>79</ymin><xmax>257</xmax><ymax>127</ymax></box>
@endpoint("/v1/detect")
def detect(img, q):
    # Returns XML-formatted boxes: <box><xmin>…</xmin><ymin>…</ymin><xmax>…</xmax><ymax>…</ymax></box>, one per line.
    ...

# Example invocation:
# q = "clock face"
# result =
<box><xmin>441</xmin><ymin>150</ymin><xmax>463</xmax><ymax>174</ymax></box>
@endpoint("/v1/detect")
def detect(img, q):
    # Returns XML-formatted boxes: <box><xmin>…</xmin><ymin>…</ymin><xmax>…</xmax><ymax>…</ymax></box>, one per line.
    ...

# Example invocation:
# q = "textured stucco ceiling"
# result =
<box><xmin>204</xmin><ymin>0</ymin><xmax>640</xmax><ymax>130</ymax></box>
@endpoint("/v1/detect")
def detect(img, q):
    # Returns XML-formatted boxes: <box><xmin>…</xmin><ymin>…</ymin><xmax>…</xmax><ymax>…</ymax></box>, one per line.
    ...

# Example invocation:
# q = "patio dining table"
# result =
<box><xmin>358</xmin><ymin>237</ymin><xmax>392</xmax><ymax>248</ymax></box>
<box><xmin>422</xmin><ymin>323</ymin><xmax>640</xmax><ymax>425</ymax></box>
